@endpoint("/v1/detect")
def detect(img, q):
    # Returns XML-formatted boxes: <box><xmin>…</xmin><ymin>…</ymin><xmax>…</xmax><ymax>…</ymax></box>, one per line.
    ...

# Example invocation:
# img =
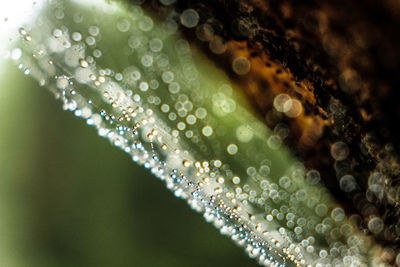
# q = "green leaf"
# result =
<box><xmin>8</xmin><ymin>0</ymin><xmax>383</xmax><ymax>265</ymax></box>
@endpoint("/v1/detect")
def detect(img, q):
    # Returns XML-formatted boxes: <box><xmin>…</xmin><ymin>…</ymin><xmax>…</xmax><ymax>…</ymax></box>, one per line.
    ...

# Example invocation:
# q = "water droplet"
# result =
<box><xmin>232</xmin><ymin>176</ymin><xmax>241</xmax><ymax>184</ymax></box>
<box><xmin>139</xmin><ymin>16</ymin><xmax>153</xmax><ymax>31</ymax></box>
<box><xmin>368</xmin><ymin>217</ymin><xmax>384</xmax><ymax>234</ymax></box>
<box><xmin>232</xmin><ymin>56</ymin><xmax>251</xmax><ymax>75</ymax></box>
<box><xmin>168</xmin><ymin>82</ymin><xmax>180</xmax><ymax>94</ymax></box>
<box><xmin>71</xmin><ymin>32</ymin><xmax>82</xmax><ymax>41</ymax></box>
<box><xmin>236</xmin><ymin>125</ymin><xmax>253</xmax><ymax>143</ymax></box>
<box><xmin>11</xmin><ymin>48</ymin><xmax>22</xmax><ymax>61</ymax></box>
<box><xmin>117</xmin><ymin>19</ymin><xmax>130</xmax><ymax>32</ymax></box>
<box><xmin>56</xmin><ymin>76</ymin><xmax>69</xmax><ymax>90</ymax></box>
<box><xmin>186</xmin><ymin>115</ymin><xmax>196</xmax><ymax>125</ymax></box>
<box><xmin>273</xmin><ymin>94</ymin><xmax>291</xmax><ymax>112</ymax></box>
<box><xmin>84</xmin><ymin>35</ymin><xmax>95</xmax><ymax>46</ymax></box>
<box><xmin>267</xmin><ymin>135</ymin><xmax>281</xmax><ymax>150</ymax></box>
<box><xmin>93</xmin><ymin>49</ymin><xmax>102</xmax><ymax>58</ymax></box>
<box><xmin>339</xmin><ymin>175</ymin><xmax>357</xmax><ymax>192</ymax></box>
<box><xmin>202</xmin><ymin>126</ymin><xmax>213</xmax><ymax>137</ymax></box>
<box><xmin>19</xmin><ymin>27</ymin><xmax>27</xmax><ymax>35</ymax></box>
<box><xmin>209</xmin><ymin>36</ymin><xmax>226</xmax><ymax>54</ymax></box>
<box><xmin>283</xmin><ymin>99</ymin><xmax>303</xmax><ymax>118</ymax></box>
<box><xmin>196</xmin><ymin>24</ymin><xmax>214</xmax><ymax>41</ymax></box>
<box><xmin>53</xmin><ymin>28</ymin><xmax>62</xmax><ymax>38</ymax></box>
<box><xmin>331</xmin><ymin>207</ymin><xmax>345</xmax><ymax>222</ymax></box>
<box><xmin>141</xmin><ymin>54</ymin><xmax>153</xmax><ymax>67</ymax></box>
<box><xmin>331</xmin><ymin>141</ymin><xmax>349</xmax><ymax>160</ymax></box>
<box><xmin>180</xmin><ymin>9</ymin><xmax>199</xmax><ymax>28</ymax></box>
<box><xmin>195</xmin><ymin>108</ymin><xmax>207</xmax><ymax>119</ymax></box>
<box><xmin>88</xmin><ymin>25</ymin><xmax>99</xmax><ymax>36</ymax></box>
<box><xmin>315</xmin><ymin>204</ymin><xmax>328</xmax><ymax>217</ymax></box>
<box><xmin>79</xmin><ymin>58</ymin><xmax>89</xmax><ymax>68</ymax></box>
<box><xmin>227</xmin><ymin>144</ymin><xmax>238</xmax><ymax>155</ymax></box>
<box><xmin>306</xmin><ymin>170</ymin><xmax>320</xmax><ymax>185</ymax></box>
<box><xmin>149</xmin><ymin>38</ymin><xmax>163</xmax><ymax>52</ymax></box>
<box><xmin>161</xmin><ymin>71</ymin><xmax>174</xmax><ymax>83</ymax></box>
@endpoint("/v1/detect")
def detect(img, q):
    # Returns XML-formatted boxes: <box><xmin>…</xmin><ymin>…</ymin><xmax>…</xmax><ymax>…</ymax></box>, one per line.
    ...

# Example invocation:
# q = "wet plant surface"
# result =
<box><xmin>2</xmin><ymin>0</ymin><xmax>400</xmax><ymax>266</ymax></box>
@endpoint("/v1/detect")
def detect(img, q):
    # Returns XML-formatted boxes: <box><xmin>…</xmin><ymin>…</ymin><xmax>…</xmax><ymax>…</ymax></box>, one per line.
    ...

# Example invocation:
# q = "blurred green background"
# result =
<box><xmin>0</xmin><ymin>63</ymin><xmax>257</xmax><ymax>267</ymax></box>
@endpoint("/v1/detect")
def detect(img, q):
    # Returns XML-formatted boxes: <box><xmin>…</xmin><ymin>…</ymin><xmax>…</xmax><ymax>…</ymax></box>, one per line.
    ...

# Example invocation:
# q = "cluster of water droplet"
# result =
<box><xmin>329</xmin><ymin>136</ymin><xmax>400</xmax><ymax>263</ymax></box>
<box><xmin>6</xmin><ymin>0</ymin><xmax>388</xmax><ymax>266</ymax></box>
